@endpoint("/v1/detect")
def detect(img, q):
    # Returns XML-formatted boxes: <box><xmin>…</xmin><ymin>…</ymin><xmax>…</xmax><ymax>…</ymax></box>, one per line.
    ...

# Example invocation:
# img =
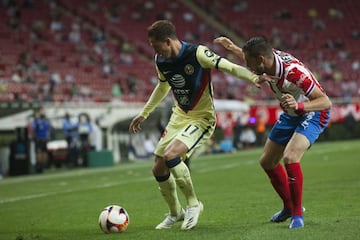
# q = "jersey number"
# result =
<box><xmin>184</xmin><ymin>124</ymin><xmax>199</xmax><ymax>135</ymax></box>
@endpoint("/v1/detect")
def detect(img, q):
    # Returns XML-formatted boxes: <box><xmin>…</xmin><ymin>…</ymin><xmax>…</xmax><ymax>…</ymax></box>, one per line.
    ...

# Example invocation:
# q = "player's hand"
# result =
<box><xmin>281</xmin><ymin>93</ymin><xmax>297</xmax><ymax>109</ymax></box>
<box><xmin>256</xmin><ymin>73</ymin><xmax>278</xmax><ymax>87</ymax></box>
<box><xmin>213</xmin><ymin>36</ymin><xmax>236</xmax><ymax>51</ymax></box>
<box><xmin>214</xmin><ymin>36</ymin><xmax>245</xmax><ymax>59</ymax></box>
<box><xmin>129</xmin><ymin>115</ymin><xmax>145</xmax><ymax>133</ymax></box>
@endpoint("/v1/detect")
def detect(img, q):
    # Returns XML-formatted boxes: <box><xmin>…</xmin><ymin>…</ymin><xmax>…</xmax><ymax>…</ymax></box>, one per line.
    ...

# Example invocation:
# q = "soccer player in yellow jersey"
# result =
<box><xmin>129</xmin><ymin>20</ymin><xmax>269</xmax><ymax>230</ymax></box>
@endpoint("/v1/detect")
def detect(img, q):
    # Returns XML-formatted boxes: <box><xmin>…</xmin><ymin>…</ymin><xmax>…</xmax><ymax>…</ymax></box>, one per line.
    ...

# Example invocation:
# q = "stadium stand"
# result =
<box><xmin>0</xmin><ymin>0</ymin><xmax>359</xmax><ymax>103</ymax></box>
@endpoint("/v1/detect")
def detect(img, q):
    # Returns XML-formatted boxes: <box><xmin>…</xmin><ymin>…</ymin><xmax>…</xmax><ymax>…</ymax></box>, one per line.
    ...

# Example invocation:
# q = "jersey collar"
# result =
<box><xmin>274</xmin><ymin>52</ymin><xmax>284</xmax><ymax>79</ymax></box>
<box><xmin>177</xmin><ymin>41</ymin><xmax>187</xmax><ymax>58</ymax></box>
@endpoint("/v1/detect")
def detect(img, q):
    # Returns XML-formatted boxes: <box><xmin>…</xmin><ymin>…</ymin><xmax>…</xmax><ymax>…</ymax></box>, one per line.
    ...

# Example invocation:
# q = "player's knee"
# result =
<box><xmin>259</xmin><ymin>156</ymin><xmax>279</xmax><ymax>170</ymax></box>
<box><xmin>164</xmin><ymin>141</ymin><xmax>188</xmax><ymax>160</ymax></box>
<box><xmin>163</xmin><ymin>149</ymin><xmax>184</xmax><ymax>162</ymax></box>
<box><xmin>152</xmin><ymin>156</ymin><xmax>168</xmax><ymax>176</ymax></box>
<box><xmin>260</xmin><ymin>158</ymin><xmax>271</xmax><ymax>169</ymax></box>
<box><xmin>283</xmin><ymin>154</ymin><xmax>299</xmax><ymax>164</ymax></box>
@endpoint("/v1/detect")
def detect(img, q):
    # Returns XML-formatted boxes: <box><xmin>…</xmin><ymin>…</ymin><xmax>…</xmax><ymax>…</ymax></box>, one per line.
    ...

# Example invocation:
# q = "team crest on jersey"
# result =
<box><xmin>171</xmin><ymin>74</ymin><xmax>186</xmax><ymax>88</ymax></box>
<box><xmin>184</xmin><ymin>64</ymin><xmax>194</xmax><ymax>75</ymax></box>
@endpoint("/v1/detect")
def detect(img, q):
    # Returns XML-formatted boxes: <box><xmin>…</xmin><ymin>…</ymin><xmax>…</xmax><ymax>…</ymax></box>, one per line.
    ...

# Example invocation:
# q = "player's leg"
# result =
<box><xmin>183</xmin><ymin>155</ymin><xmax>191</xmax><ymax>171</ymax></box>
<box><xmin>164</xmin><ymin>138</ymin><xmax>203</xmax><ymax>231</ymax></box>
<box><xmin>164</xmin><ymin>139</ymin><xmax>199</xmax><ymax>206</ymax></box>
<box><xmin>285</xmin><ymin>111</ymin><xmax>329</xmax><ymax>228</ymax></box>
<box><xmin>35</xmin><ymin>139</ymin><xmax>46</xmax><ymax>173</ymax></box>
<box><xmin>260</xmin><ymin>138</ymin><xmax>294</xmax><ymax>222</ymax></box>
<box><xmin>283</xmin><ymin>133</ymin><xmax>308</xmax><ymax>228</ymax></box>
<box><xmin>152</xmin><ymin>125</ymin><xmax>184</xmax><ymax>229</ymax></box>
<box><xmin>153</xmin><ymin>155</ymin><xmax>184</xmax><ymax>229</ymax></box>
<box><xmin>167</xmin><ymin>121</ymin><xmax>214</xmax><ymax>230</ymax></box>
<box><xmin>283</xmin><ymin>132</ymin><xmax>309</xmax><ymax>218</ymax></box>
<box><xmin>262</xmin><ymin>113</ymin><xmax>298</xmax><ymax>222</ymax></box>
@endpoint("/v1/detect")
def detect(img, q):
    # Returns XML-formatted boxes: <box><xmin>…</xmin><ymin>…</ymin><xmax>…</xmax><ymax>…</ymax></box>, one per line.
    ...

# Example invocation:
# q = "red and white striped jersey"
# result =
<box><xmin>269</xmin><ymin>49</ymin><xmax>325</xmax><ymax>116</ymax></box>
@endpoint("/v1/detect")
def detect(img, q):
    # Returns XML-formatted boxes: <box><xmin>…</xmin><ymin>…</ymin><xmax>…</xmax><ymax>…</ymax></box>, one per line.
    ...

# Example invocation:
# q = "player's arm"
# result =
<box><xmin>305</xmin><ymin>86</ymin><xmax>332</xmax><ymax>111</ymax></box>
<box><xmin>213</xmin><ymin>37</ymin><xmax>245</xmax><ymax>60</ymax></box>
<box><xmin>129</xmin><ymin>68</ymin><xmax>171</xmax><ymax>133</ymax></box>
<box><xmin>139</xmin><ymin>80</ymin><xmax>171</xmax><ymax>119</ymax></box>
<box><xmin>281</xmin><ymin>87</ymin><xmax>332</xmax><ymax>114</ymax></box>
<box><xmin>196</xmin><ymin>45</ymin><xmax>258</xmax><ymax>84</ymax></box>
<box><xmin>282</xmin><ymin>87</ymin><xmax>332</xmax><ymax>115</ymax></box>
<box><xmin>282</xmin><ymin>67</ymin><xmax>332</xmax><ymax>113</ymax></box>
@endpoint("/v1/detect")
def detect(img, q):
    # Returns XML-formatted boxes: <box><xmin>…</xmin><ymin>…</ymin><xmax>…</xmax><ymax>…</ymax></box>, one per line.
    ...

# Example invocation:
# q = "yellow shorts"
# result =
<box><xmin>154</xmin><ymin>112</ymin><xmax>216</xmax><ymax>159</ymax></box>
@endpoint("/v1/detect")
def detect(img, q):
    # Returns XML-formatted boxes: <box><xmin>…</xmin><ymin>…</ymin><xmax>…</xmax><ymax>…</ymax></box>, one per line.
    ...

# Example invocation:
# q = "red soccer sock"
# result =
<box><xmin>264</xmin><ymin>164</ymin><xmax>293</xmax><ymax>210</ymax></box>
<box><xmin>285</xmin><ymin>163</ymin><xmax>303</xmax><ymax>216</ymax></box>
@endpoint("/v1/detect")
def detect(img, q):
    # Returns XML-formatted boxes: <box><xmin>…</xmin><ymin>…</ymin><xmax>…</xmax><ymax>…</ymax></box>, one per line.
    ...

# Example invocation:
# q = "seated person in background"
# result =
<box><xmin>239</xmin><ymin>126</ymin><xmax>256</xmax><ymax>149</ymax></box>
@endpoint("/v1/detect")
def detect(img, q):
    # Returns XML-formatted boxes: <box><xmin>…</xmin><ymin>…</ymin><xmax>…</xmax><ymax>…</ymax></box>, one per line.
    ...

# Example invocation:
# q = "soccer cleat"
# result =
<box><xmin>181</xmin><ymin>201</ymin><xmax>204</xmax><ymax>230</ymax></box>
<box><xmin>270</xmin><ymin>209</ymin><xmax>292</xmax><ymax>222</ymax></box>
<box><xmin>270</xmin><ymin>207</ymin><xmax>306</xmax><ymax>223</ymax></box>
<box><xmin>289</xmin><ymin>216</ymin><xmax>304</xmax><ymax>229</ymax></box>
<box><xmin>155</xmin><ymin>208</ymin><xmax>185</xmax><ymax>229</ymax></box>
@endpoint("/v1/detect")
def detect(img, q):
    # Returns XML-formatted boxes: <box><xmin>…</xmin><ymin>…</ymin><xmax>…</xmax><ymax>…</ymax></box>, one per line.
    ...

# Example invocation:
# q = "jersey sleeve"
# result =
<box><xmin>139</xmin><ymin>80</ymin><xmax>171</xmax><ymax>119</ymax></box>
<box><xmin>196</xmin><ymin>45</ymin><xmax>258</xmax><ymax>83</ymax></box>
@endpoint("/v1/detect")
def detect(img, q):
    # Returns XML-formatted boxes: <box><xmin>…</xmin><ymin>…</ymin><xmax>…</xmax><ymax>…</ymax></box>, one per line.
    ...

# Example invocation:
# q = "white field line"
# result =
<box><xmin>0</xmin><ymin>176</ymin><xmax>154</xmax><ymax>204</ymax></box>
<box><xmin>0</xmin><ymin>162</ymin><xmax>153</xmax><ymax>185</ymax></box>
<box><xmin>0</xmin><ymin>144</ymin><xmax>352</xmax><ymax>205</ymax></box>
<box><xmin>0</xmin><ymin>160</ymin><xmax>252</xmax><ymax>205</ymax></box>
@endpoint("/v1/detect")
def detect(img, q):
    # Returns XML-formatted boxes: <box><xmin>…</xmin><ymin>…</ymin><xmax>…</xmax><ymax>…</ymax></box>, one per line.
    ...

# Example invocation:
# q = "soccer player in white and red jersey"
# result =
<box><xmin>215</xmin><ymin>36</ymin><xmax>332</xmax><ymax>228</ymax></box>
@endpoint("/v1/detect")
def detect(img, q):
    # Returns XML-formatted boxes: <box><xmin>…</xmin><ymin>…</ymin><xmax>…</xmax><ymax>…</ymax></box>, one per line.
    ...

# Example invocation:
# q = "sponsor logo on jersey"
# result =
<box><xmin>204</xmin><ymin>49</ymin><xmax>214</xmax><ymax>57</ymax></box>
<box><xmin>170</xmin><ymin>74</ymin><xmax>186</xmax><ymax>88</ymax></box>
<box><xmin>178</xmin><ymin>95</ymin><xmax>190</xmax><ymax>105</ymax></box>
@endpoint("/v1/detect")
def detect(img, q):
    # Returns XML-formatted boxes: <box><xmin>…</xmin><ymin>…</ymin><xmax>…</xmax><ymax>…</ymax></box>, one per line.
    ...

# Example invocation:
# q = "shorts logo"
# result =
<box><xmin>301</xmin><ymin>112</ymin><xmax>315</xmax><ymax>129</ymax></box>
<box><xmin>181</xmin><ymin>133</ymin><xmax>189</xmax><ymax>138</ymax></box>
<box><xmin>184</xmin><ymin>64</ymin><xmax>194</xmax><ymax>75</ymax></box>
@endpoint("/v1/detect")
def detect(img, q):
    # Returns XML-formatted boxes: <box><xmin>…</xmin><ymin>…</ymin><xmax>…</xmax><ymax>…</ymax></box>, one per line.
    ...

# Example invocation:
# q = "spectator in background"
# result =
<box><xmin>232</xmin><ymin>116</ymin><xmax>243</xmax><ymax>150</ymax></box>
<box><xmin>68</xmin><ymin>21</ymin><xmax>81</xmax><ymax>43</ymax></box>
<box><xmin>62</xmin><ymin>112</ymin><xmax>79</xmax><ymax>167</ymax></box>
<box><xmin>255</xmin><ymin>113</ymin><xmax>267</xmax><ymax>146</ymax></box>
<box><xmin>111</xmin><ymin>82</ymin><xmax>122</xmax><ymax>99</ymax></box>
<box><xmin>50</xmin><ymin>14</ymin><xmax>63</xmax><ymax>33</ymax></box>
<box><xmin>63</xmin><ymin>112</ymin><xmax>77</xmax><ymax>145</ymax></box>
<box><xmin>77</xmin><ymin>113</ymin><xmax>92</xmax><ymax>166</ymax></box>
<box><xmin>222</xmin><ymin>112</ymin><xmax>235</xmax><ymax>141</ymax></box>
<box><xmin>232</xmin><ymin>0</ymin><xmax>248</xmax><ymax>12</ymax></box>
<box><xmin>239</xmin><ymin>125</ymin><xmax>256</xmax><ymax>149</ymax></box>
<box><xmin>31</xmin><ymin>110</ymin><xmax>51</xmax><ymax>173</ymax></box>
<box><xmin>90</xmin><ymin>118</ymin><xmax>103</xmax><ymax>151</ymax></box>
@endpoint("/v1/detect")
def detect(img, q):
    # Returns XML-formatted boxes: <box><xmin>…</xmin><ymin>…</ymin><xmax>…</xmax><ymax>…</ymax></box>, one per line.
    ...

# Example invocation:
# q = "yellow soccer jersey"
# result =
<box><xmin>140</xmin><ymin>42</ymin><xmax>258</xmax><ymax>120</ymax></box>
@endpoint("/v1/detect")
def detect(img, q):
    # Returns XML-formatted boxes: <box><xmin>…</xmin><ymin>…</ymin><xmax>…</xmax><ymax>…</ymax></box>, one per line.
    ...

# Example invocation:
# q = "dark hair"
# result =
<box><xmin>147</xmin><ymin>20</ymin><xmax>177</xmax><ymax>41</ymax></box>
<box><xmin>242</xmin><ymin>36</ymin><xmax>273</xmax><ymax>58</ymax></box>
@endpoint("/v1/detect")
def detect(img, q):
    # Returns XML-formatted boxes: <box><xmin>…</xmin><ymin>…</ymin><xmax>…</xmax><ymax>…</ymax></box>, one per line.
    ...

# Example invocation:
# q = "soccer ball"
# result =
<box><xmin>98</xmin><ymin>205</ymin><xmax>130</xmax><ymax>233</ymax></box>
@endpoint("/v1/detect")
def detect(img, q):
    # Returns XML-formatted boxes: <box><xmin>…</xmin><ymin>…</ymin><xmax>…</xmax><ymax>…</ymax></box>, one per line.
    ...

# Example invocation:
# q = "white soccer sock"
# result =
<box><xmin>170</xmin><ymin>161</ymin><xmax>198</xmax><ymax>207</ymax></box>
<box><xmin>158</xmin><ymin>174</ymin><xmax>182</xmax><ymax>216</ymax></box>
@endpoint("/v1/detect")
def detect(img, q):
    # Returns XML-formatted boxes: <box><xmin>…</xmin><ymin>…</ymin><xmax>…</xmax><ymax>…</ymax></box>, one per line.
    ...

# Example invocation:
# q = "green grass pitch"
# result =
<box><xmin>0</xmin><ymin>139</ymin><xmax>359</xmax><ymax>240</ymax></box>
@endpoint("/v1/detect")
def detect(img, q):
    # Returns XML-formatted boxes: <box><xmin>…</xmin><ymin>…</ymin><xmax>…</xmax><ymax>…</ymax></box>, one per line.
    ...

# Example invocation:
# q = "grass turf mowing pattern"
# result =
<box><xmin>0</xmin><ymin>140</ymin><xmax>359</xmax><ymax>240</ymax></box>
